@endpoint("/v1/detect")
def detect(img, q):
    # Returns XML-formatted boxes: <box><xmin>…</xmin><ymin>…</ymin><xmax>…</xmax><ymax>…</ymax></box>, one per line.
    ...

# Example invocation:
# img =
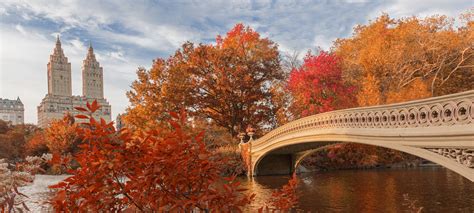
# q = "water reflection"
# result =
<box><xmin>240</xmin><ymin>167</ymin><xmax>474</xmax><ymax>212</ymax></box>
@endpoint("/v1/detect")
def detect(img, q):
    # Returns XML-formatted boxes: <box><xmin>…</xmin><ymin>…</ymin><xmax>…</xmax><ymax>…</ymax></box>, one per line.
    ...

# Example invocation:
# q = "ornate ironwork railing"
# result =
<box><xmin>253</xmin><ymin>90</ymin><xmax>474</xmax><ymax>146</ymax></box>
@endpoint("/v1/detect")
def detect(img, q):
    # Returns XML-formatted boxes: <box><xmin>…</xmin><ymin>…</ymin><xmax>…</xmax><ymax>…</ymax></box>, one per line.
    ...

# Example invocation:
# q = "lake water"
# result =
<box><xmin>240</xmin><ymin>167</ymin><xmax>474</xmax><ymax>212</ymax></box>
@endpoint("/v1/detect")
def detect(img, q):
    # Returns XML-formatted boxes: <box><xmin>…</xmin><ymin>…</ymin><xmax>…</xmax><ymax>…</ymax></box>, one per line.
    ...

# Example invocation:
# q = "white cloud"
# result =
<box><xmin>0</xmin><ymin>7</ymin><xmax>7</xmax><ymax>16</ymax></box>
<box><xmin>0</xmin><ymin>0</ymin><xmax>471</xmax><ymax>124</ymax></box>
<box><xmin>312</xmin><ymin>35</ymin><xmax>334</xmax><ymax>51</ymax></box>
<box><xmin>68</xmin><ymin>38</ymin><xmax>87</xmax><ymax>55</ymax></box>
<box><xmin>107</xmin><ymin>51</ymin><xmax>128</xmax><ymax>62</ymax></box>
<box><xmin>0</xmin><ymin>0</ymin><xmax>381</xmax><ymax>54</ymax></box>
<box><xmin>15</xmin><ymin>24</ymin><xmax>27</xmax><ymax>35</ymax></box>
<box><xmin>1</xmin><ymin>0</ymin><xmax>197</xmax><ymax>53</ymax></box>
<box><xmin>368</xmin><ymin>0</ymin><xmax>472</xmax><ymax>21</ymax></box>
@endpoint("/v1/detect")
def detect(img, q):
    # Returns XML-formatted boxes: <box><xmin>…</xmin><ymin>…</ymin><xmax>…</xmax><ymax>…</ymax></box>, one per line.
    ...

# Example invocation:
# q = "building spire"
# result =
<box><xmin>47</xmin><ymin>34</ymin><xmax>72</xmax><ymax>97</ymax></box>
<box><xmin>88</xmin><ymin>41</ymin><xmax>93</xmax><ymax>53</ymax></box>
<box><xmin>86</xmin><ymin>41</ymin><xmax>96</xmax><ymax>61</ymax></box>
<box><xmin>55</xmin><ymin>35</ymin><xmax>61</xmax><ymax>48</ymax></box>
<box><xmin>82</xmin><ymin>40</ymin><xmax>104</xmax><ymax>99</ymax></box>
<box><xmin>53</xmin><ymin>35</ymin><xmax>64</xmax><ymax>57</ymax></box>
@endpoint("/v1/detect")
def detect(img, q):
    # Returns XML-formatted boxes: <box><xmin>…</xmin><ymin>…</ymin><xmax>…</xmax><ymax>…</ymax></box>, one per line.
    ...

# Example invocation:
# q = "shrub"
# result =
<box><xmin>49</xmin><ymin>102</ymin><xmax>254</xmax><ymax>211</ymax></box>
<box><xmin>25</xmin><ymin>131</ymin><xmax>49</xmax><ymax>157</ymax></box>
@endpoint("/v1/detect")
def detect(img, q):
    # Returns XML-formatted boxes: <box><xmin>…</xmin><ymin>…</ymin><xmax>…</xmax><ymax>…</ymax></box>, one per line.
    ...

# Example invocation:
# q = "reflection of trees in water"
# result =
<box><xmin>239</xmin><ymin>169</ymin><xmax>473</xmax><ymax>212</ymax></box>
<box><xmin>239</xmin><ymin>176</ymin><xmax>293</xmax><ymax>210</ymax></box>
<box><xmin>300</xmin><ymin>143</ymin><xmax>422</xmax><ymax>171</ymax></box>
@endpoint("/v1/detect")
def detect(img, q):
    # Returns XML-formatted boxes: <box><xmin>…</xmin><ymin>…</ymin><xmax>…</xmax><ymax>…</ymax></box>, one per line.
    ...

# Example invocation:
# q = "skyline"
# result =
<box><xmin>0</xmin><ymin>0</ymin><xmax>472</xmax><ymax>124</ymax></box>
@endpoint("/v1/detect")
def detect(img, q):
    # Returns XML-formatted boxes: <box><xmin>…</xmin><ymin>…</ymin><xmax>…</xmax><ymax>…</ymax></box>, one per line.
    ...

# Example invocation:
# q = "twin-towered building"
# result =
<box><xmin>37</xmin><ymin>36</ymin><xmax>111</xmax><ymax>128</ymax></box>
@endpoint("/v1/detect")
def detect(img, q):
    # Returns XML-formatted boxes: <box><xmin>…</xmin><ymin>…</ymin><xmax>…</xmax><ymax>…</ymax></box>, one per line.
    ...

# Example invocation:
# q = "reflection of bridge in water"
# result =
<box><xmin>241</xmin><ymin>90</ymin><xmax>474</xmax><ymax>181</ymax></box>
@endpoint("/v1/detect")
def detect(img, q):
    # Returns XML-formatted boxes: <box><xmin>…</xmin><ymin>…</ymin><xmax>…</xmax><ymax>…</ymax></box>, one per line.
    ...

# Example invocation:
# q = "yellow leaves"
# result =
<box><xmin>336</xmin><ymin>11</ymin><xmax>473</xmax><ymax>105</ymax></box>
<box><xmin>357</xmin><ymin>73</ymin><xmax>381</xmax><ymax>107</ymax></box>
<box><xmin>386</xmin><ymin>78</ymin><xmax>431</xmax><ymax>104</ymax></box>
<box><xmin>45</xmin><ymin>115</ymin><xmax>78</xmax><ymax>155</ymax></box>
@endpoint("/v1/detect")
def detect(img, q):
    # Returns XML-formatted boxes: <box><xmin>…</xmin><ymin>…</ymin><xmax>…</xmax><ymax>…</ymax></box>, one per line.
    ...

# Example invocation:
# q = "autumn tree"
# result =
<box><xmin>44</xmin><ymin>114</ymin><xmax>81</xmax><ymax>155</ymax></box>
<box><xmin>0</xmin><ymin>121</ymin><xmax>39</xmax><ymax>161</ymax></box>
<box><xmin>335</xmin><ymin>12</ymin><xmax>473</xmax><ymax>106</ymax></box>
<box><xmin>287</xmin><ymin>51</ymin><xmax>356</xmax><ymax>118</ymax></box>
<box><xmin>386</xmin><ymin>78</ymin><xmax>431</xmax><ymax>104</ymax></box>
<box><xmin>190</xmin><ymin>24</ymin><xmax>284</xmax><ymax>136</ymax></box>
<box><xmin>126</xmin><ymin>24</ymin><xmax>284</xmax><ymax>137</ymax></box>
<box><xmin>356</xmin><ymin>73</ymin><xmax>382</xmax><ymax>106</ymax></box>
<box><xmin>301</xmin><ymin>143</ymin><xmax>420</xmax><ymax>171</ymax></box>
<box><xmin>50</xmin><ymin>102</ymin><xmax>254</xmax><ymax>211</ymax></box>
<box><xmin>125</xmin><ymin>48</ymin><xmax>195</xmax><ymax>130</ymax></box>
<box><xmin>25</xmin><ymin>130</ymin><xmax>49</xmax><ymax>157</ymax></box>
<box><xmin>0</xmin><ymin>120</ymin><xmax>11</xmax><ymax>134</ymax></box>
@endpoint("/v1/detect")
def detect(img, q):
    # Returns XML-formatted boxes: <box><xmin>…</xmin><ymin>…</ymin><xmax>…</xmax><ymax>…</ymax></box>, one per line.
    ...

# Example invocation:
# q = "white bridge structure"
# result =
<box><xmin>243</xmin><ymin>90</ymin><xmax>474</xmax><ymax>181</ymax></box>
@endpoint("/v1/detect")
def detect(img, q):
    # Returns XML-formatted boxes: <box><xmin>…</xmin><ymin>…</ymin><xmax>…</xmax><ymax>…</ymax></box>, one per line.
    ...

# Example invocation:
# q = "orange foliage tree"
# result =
<box><xmin>356</xmin><ymin>73</ymin><xmax>382</xmax><ymax>107</ymax></box>
<box><xmin>0</xmin><ymin>121</ymin><xmax>39</xmax><ymax>161</ymax></box>
<box><xmin>25</xmin><ymin>130</ymin><xmax>49</xmax><ymax>157</ymax></box>
<box><xmin>335</xmin><ymin>12</ymin><xmax>473</xmax><ymax>106</ymax></box>
<box><xmin>126</xmin><ymin>24</ymin><xmax>284</xmax><ymax>137</ymax></box>
<box><xmin>125</xmin><ymin>51</ymin><xmax>194</xmax><ymax>130</ymax></box>
<box><xmin>189</xmin><ymin>24</ymin><xmax>284</xmax><ymax>136</ymax></box>
<box><xmin>44</xmin><ymin>114</ymin><xmax>80</xmax><ymax>155</ymax></box>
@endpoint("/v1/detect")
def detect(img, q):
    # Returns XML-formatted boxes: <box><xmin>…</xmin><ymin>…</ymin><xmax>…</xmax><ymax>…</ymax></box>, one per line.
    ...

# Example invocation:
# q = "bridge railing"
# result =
<box><xmin>253</xmin><ymin>90</ymin><xmax>474</xmax><ymax>146</ymax></box>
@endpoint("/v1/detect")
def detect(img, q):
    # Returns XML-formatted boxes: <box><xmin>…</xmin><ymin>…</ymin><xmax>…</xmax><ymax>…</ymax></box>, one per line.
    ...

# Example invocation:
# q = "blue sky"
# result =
<box><xmin>0</xmin><ymin>0</ymin><xmax>471</xmax><ymax>124</ymax></box>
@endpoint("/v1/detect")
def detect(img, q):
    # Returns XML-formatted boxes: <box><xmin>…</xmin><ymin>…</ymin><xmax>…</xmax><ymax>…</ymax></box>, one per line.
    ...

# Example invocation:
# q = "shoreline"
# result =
<box><xmin>296</xmin><ymin>162</ymin><xmax>441</xmax><ymax>174</ymax></box>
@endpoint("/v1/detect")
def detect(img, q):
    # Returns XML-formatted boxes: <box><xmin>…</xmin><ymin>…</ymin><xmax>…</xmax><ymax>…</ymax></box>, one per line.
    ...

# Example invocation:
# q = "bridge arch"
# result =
<box><xmin>247</xmin><ymin>90</ymin><xmax>474</xmax><ymax>181</ymax></box>
<box><xmin>253</xmin><ymin>137</ymin><xmax>473</xmax><ymax>181</ymax></box>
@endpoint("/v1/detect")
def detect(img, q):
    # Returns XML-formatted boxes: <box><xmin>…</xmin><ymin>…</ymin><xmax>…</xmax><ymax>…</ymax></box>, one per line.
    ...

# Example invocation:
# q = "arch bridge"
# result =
<box><xmin>241</xmin><ymin>90</ymin><xmax>474</xmax><ymax>181</ymax></box>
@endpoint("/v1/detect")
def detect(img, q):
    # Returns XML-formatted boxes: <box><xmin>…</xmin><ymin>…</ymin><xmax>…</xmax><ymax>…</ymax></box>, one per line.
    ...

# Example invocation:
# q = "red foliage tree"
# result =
<box><xmin>49</xmin><ymin>101</ymin><xmax>254</xmax><ymax>211</ymax></box>
<box><xmin>288</xmin><ymin>52</ymin><xmax>356</xmax><ymax>118</ymax></box>
<box><xmin>25</xmin><ymin>130</ymin><xmax>49</xmax><ymax>156</ymax></box>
